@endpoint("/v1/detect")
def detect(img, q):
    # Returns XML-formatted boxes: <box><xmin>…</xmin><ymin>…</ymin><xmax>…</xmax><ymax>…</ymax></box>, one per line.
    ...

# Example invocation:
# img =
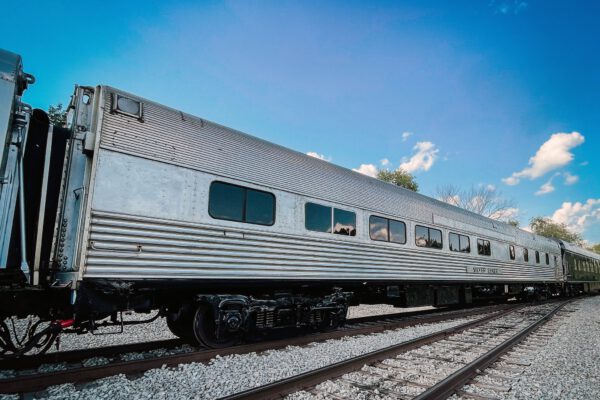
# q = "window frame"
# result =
<box><xmin>524</xmin><ymin>248</ymin><xmax>529</xmax><ymax>262</ymax></box>
<box><xmin>545</xmin><ymin>253</ymin><xmax>550</xmax><ymax>265</ymax></box>
<box><xmin>509</xmin><ymin>245</ymin><xmax>516</xmax><ymax>260</ymax></box>
<box><xmin>477</xmin><ymin>238</ymin><xmax>491</xmax><ymax>256</ymax></box>
<box><xmin>415</xmin><ymin>225</ymin><xmax>443</xmax><ymax>250</ymax></box>
<box><xmin>208</xmin><ymin>181</ymin><xmax>276</xmax><ymax>226</ymax></box>
<box><xmin>535</xmin><ymin>250</ymin><xmax>540</xmax><ymax>264</ymax></box>
<box><xmin>305</xmin><ymin>202</ymin><xmax>357</xmax><ymax>237</ymax></box>
<box><xmin>449</xmin><ymin>232</ymin><xmax>470</xmax><ymax>253</ymax></box>
<box><xmin>369</xmin><ymin>215</ymin><xmax>407</xmax><ymax>244</ymax></box>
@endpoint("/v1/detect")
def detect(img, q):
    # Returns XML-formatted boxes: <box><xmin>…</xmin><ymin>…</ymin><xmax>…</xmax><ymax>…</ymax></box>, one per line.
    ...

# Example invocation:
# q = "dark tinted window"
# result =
<box><xmin>545</xmin><ymin>253</ymin><xmax>550</xmax><ymax>265</ymax></box>
<box><xmin>209</xmin><ymin>182</ymin><xmax>245</xmax><ymax>222</ymax></box>
<box><xmin>246</xmin><ymin>190</ymin><xmax>275</xmax><ymax>225</ymax></box>
<box><xmin>535</xmin><ymin>251</ymin><xmax>540</xmax><ymax>264</ymax></box>
<box><xmin>460</xmin><ymin>235</ymin><xmax>470</xmax><ymax>252</ymax></box>
<box><xmin>415</xmin><ymin>225</ymin><xmax>429</xmax><ymax>247</ymax></box>
<box><xmin>333</xmin><ymin>208</ymin><xmax>356</xmax><ymax>236</ymax></box>
<box><xmin>477</xmin><ymin>239</ymin><xmax>491</xmax><ymax>256</ymax></box>
<box><xmin>209</xmin><ymin>182</ymin><xmax>275</xmax><ymax>226</ymax></box>
<box><xmin>430</xmin><ymin>229</ymin><xmax>443</xmax><ymax>249</ymax></box>
<box><xmin>415</xmin><ymin>225</ymin><xmax>443</xmax><ymax>249</ymax></box>
<box><xmin>305</xmin><ymin>203</ymin><xmax>332</xmax><ymax>233</ymax></box>
<box><xmin>509</xmin><ymin>245</ymin><xmax>516</xmax><ymax>260</ymax></box>
<box><xmin>369</xmin><ymin>216</ymin><xmax>388</xmax><ymax>241</ymax></box>
<box><xmin>449</xmin><ymin>233</ymin><xmax>470</xmax><ymax>253</ymax></box>
<box><xmin>524</xmin><ymin>248</ymin><xmax>529</xmax><ymax>262</ymax></box>
<box><xmin>449</xmin><ymin>233</ymin><xmax>460</xmax><ymax>252</ymax></box>
<box><xmin>389</xmin><ymin>220</ymin><xmax>406</xmax><ymax>244</ymax></box>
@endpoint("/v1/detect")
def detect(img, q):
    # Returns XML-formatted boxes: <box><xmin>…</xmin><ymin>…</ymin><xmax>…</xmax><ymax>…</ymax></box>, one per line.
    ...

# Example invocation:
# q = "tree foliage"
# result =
<box><xmin>587</xmin><ymin>243</ymin><xmax>600</xmax><ymax>255</ymax></box>
<box><xmin>529</xmin><ymin>216</ymin><xmax>583</xmax><ymax>245</ymax></box>
<box><xmin>48</xmin><ymin>103</ymin><xmax>67</xmax><ymax>127</ymax></box>
<box><xmin>434</xmin><ymin>184</ymin><xmax>516</xmax><ymax>221</ymax></box>
<box><xmin>377</xmin><ymin>168</ymin><xmax>419</xmax><ymax>192</ymax></box>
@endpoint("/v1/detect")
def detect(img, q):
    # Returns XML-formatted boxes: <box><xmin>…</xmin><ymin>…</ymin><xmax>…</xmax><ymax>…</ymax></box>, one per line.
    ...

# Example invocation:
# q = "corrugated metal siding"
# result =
<box><xmin>98</xmin><ymin>86</ymin><xmax>559</xmax><ymax>255</ymax></box>
<box><xmin>85</xmin><ymin>211</ymin><xmax>556</xmax><ymax>282</ymax></box>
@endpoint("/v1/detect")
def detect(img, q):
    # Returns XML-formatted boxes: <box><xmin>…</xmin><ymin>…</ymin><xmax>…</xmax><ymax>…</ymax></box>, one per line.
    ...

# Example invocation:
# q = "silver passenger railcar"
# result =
<box><xmin>1</xmin><ymin>49</ymin><xmax>599</xmax><ymax>354</ymax></box>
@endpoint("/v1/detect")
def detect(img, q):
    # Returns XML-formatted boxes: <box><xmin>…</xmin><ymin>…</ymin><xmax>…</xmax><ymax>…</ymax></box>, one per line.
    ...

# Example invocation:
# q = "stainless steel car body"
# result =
<box><xmin>49</xmin><ymin>85</ymin><xmax>567</xmax><ymax>287</ymax></box>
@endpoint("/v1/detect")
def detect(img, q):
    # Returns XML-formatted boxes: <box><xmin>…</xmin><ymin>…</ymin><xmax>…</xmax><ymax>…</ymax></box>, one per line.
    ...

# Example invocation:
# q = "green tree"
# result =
<box><xmin>48</xmin><ymin>103</ymin><xmax>67</xmax><ymax>127</ymax></box>
<box><xmin>377</xmin><ymin>168</ymin><xmax>418</xmax><ymax>192</ymax></box>
<box><xmin>589</xmin><ymin>243</ymin><xmax>600</xmax><ymax>255</ymax></box>
<box><xmin>507</xmin><ymin>220</ymin><xmax>519</xmax><ymax>227</ymax></box>
<box><xmin>529</xmin><ymin>216</ymin><xmax>583</xmax><ymax>245</ymax></box>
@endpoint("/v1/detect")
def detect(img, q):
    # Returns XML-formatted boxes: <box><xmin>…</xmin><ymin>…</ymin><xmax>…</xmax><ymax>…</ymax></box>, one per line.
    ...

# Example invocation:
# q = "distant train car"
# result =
<box><xmin>0</xmin><ymin>48</ymin><xmax>599</xmax><ymax>355</ymax></box>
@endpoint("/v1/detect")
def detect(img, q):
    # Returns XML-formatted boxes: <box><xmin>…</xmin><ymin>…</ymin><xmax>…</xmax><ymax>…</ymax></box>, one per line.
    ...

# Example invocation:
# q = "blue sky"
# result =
<box><xmin>1</xmin><ymin>1</ymin><xmax>598</xmax><ymax>242</ymax></box>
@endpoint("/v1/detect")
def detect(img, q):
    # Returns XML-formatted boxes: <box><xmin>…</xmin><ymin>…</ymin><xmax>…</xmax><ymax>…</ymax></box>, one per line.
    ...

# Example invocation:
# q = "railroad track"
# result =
<box><xmin>0</xmin><ymin>304</ymin><xmax>510</xmax><ymax>395</ymax></box>
<box><xmin>218</xmin><ymin>300</ymin><xmax>573</xmax><ymax>400</ymax></box>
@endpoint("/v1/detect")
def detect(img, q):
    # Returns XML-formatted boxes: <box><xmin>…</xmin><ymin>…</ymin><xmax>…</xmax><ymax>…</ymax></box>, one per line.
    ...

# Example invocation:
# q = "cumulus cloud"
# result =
<box><xmin>352</xmin><ymin>163</ymin><xmax>378</xmax><ymax>178</ymax></box>
<box><xmin>399</xmin><ymin>141</ymin><xmax>439</xmax><ymax>173</ymax></box>
<box><xmin>535</xmin><ymin>181</ymin><xmax>555</xmax><ymax>196</ymax></box>
<box><xmin>380</xmin><ymin>158</ymin><xmax>390</xmax><ymax>166</ymax></box>
<box><xmin>401</xmin><ymin>131</ymin><xmax>413</xmax><ymax>142</ymax></box>
<box><xmin>551</xmin><ymin>199</ymin><xmax>600</xmax><ymax>234</ymax></box>
<box><xmin>563</xmin><ymin>172</ymin><xmax>579</xmax><ymax>185</ymax></box>
<box><xmin>306</xmin><ymin>151</ymin><xmax>331</xmax><ymax>162</ymax></box>
<box><xmin>502</xmin><ymin>132</ymin><xmax>584</xmax><ymax>185</ymax></box>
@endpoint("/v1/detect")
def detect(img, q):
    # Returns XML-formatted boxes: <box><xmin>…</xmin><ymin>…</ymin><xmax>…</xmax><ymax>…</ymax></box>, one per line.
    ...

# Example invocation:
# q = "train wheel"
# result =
<box><xmin>193</xmin><ymin>304</ymin><xmax>239</xmax><ymax>348</ymax></box>
<box><xmin>166</xmin><ymin>305</ymin><xmax>195</xmax><ymax>342</ymax></box>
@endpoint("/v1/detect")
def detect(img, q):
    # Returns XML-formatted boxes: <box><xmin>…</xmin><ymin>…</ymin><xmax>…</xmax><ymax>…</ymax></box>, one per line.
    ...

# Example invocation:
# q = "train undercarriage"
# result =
<box><xmin>0</xmin><ymin>275</ymin><xmax>583</xmax><ymax>357</ymax></box>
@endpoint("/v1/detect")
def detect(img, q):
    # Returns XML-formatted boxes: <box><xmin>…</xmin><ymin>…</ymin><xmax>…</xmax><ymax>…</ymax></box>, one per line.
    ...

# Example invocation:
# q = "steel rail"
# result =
<box><xmin>0</xmin><ymin>338</ymin><xmax>184</xmax><ymax>371</ymax></box>
<box><xmin>413</xmin><ymin>300</ymin><xmax>570</xmax><ymax>400</ymax></box>
<box><xmin>217</xmin><ymin>305</ymin><xmax>523</xmax><ymax>400</ymax></box>
<box><xmin>0</xmin><ymin>304</ymin><xmax>478</xmax><ymax>372</ymax></box>
<box><xmin>0</xmin><ymin>305</ymin><xmax>511</xmax><ymax>394</ymax></box>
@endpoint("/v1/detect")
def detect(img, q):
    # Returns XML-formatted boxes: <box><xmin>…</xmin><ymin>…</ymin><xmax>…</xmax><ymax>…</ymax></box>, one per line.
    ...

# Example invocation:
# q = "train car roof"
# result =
<box><xmin>98</xmin><ymin>85</ymin><xmax>561</xmax><ymax>254</ymax></box>
<box><xmin>561</xmin><ymin>240</ymin><xmax>600</xmax><ymax>260</ymax></box>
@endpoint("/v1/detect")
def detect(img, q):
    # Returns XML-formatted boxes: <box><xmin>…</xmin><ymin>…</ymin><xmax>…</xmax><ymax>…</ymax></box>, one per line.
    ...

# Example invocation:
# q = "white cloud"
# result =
<box><xmin>551</xmin><ymin>199</ymin><xmax>600</xmax><ymax>234</ymax></box>
<box><xmin>352</xmin><ymin>163</ymin><xmax>378</xmax><ymax>178</ymax></box>
<box><xmin>486</xmin><ymin>184</ymin><xmax>496</xmax><ymax>192</ymax></box>
<box><xmin>535</xmin><ymin>181</ymin><xmax>555</xmax><ymax>196</ymax></box>
<box><xmin>489</xmin><ymin>207</ymin><xmax>520</xmax><ymax>221</ymax></box>
<box><xmin>502</xmin><ymin>132</ymin><xmax>584</xmax><ymax>185</ymax></box>
<box><xmin>563</xmin><ymin>172</ymin><xmax>579</xmax><ymax>185</ymax></box>
<box><xmin>580</xmin><ymin>161</ymin><xmax>589</xmax><ymax>166</ymax></box>
<box><xmin>380</xmin><ymin>158</ymin><xmax>390</xmax><ymax>166</ymax></box>
<box><xmin>401</xmin><ymin>131</ymin><xmax>413</xmax><ymax>142</ymax></box>
<box><xmin>306</xmin><ymin>151</ymin><xmax>331</xmax><ymax>162</ymax></box>
<box><xmin>399</xmin><ymin>141</ymin><xmax>439</xmax><ymax>173</ymax></box>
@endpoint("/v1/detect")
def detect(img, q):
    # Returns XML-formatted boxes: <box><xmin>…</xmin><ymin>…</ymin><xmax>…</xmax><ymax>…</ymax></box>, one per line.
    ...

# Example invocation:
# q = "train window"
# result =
<box><xmin>477</xmin><ymin>239</ymin><xmax>491</xmax><ymax>256</ymax></box>
<box><xmin>509</xmin><ymin>245</ymin><xmax>516</xmax><ymax>260</ymax></box>
<box><xmin>449</xmin><ymin>233</ymin><xmax>470</xmax><ymax>253</ymax></box>
<box><xmin>305</xmin><ymin>203</ymin><xmax>332</xmax><ymax>233</ymax></box>
<box><xmin>524</xmin><ymin>248</ymin><xmax>529</xmax><ymax>262</ymax></box>
<box><xmin>369</xmin><ymin>216</ymin><xmax>388</xmax><ymax>241</ymax></box>
<box><xmin>415</xmin><ymin>225</ymin><xmax>443</xmax><ymax>249</ymax></box>
<box><xmin>390</xmin><ymin>220</ymin><xmax>406</xmax><ymax>244</ymax></box>
<box><xmin>333</xmin><ymin>208</ymin><xmax>356</xmax><ymax>236</ymax></box>
<box><xmin>209</xmin><ymin>181</ymin><xmax>275</xmax><ymax>226</ymax></box>
<box><xmin>554</xmin><ymin>256</ymin><xmax>558</xmax><ymax>267</ymax></box>
<box><xmin>246</xmin><ymin>190</ymin><xmax>276</xmax><ymax>225</ymax></box>
<box><xmin>545</xmin><ymin>253</ymin><xmax>550</xmax><ymax>265</ymax></box>
<box><xmin>535</xmin><ymin>251</ymin><xmax>540</xmax><ymax>264</ymax></box>
<box><xmin>449</xmin><ymin>233</ymin><xmax>460</xmax><ymax>252</ymax></box>
<box><xmin>369</xmin><ymin>216</ymin><xmax>406</xmax><ymax>244</ymax></box>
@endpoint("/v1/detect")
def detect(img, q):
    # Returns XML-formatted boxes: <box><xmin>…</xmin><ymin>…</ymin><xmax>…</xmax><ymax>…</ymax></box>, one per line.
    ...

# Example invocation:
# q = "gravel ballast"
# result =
<box><xmin>37</xmin><ymin>315</ymin><xmax>481</xmax><ymax>399</ymax></box>
<box><xmin>500</xmin><ymin>296</ymin><xmax>600</xmax><ymax>400</ymax></box>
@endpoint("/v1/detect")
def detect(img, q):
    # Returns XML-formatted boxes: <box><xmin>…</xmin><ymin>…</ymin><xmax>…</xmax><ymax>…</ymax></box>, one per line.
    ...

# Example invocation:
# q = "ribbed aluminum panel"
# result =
<box><xmin>85</xmin><ymin>211</ymin><xmax>556</xmax><ymax>282</ymax></box>
<box><xmin>97</xmin><ymin>86</ymin><xmax>560</xmax><ymax>256</ymax></box>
